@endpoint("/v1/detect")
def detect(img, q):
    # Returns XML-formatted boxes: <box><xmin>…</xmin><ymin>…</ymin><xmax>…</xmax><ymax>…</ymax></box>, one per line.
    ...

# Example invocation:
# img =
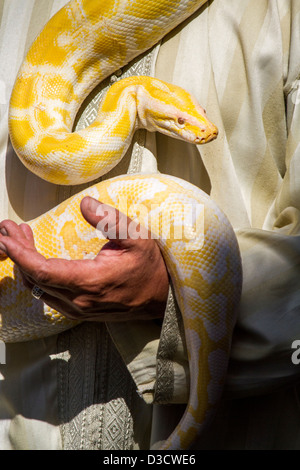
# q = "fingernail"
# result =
<box><xmin>87</xmin><ymin>197</ymin><xmax>100</xmax><ymax>214</ymax></box>
<box><xmin>0</xmin><ymin>242</ymin><xmax>7</xmax><ymax>253</ymax></box>
<box><xmin>96</xmin><ymin>204</ymin><xmax>109</xmax><ymax>218</ymax></box>
<box><xmin>0</xmin><ymin>228</ymin><xmax>8</xmax><ymax>236</ymax></box>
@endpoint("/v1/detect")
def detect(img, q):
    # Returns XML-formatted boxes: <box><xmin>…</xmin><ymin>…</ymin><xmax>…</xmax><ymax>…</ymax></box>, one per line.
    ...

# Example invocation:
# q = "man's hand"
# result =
<box><xmin>0</xmin><ymin>197</ymin><xmax>169</xmax><ymax>321</ymax></box>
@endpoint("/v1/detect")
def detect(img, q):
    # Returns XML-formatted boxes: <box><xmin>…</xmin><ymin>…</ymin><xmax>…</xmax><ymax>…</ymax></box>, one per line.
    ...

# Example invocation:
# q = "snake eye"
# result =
<box><xmin>177</xmin><ymin>117</ymin><xmax>185</xmax><ymax>128</ymax></box>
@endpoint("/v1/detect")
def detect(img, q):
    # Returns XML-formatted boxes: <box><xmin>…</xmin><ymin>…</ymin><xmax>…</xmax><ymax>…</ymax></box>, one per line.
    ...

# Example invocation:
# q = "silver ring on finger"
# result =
<box><xmin>31</xmin><ymin>285</ymin><xmax>44</xmax><ymax>300</ymax></box>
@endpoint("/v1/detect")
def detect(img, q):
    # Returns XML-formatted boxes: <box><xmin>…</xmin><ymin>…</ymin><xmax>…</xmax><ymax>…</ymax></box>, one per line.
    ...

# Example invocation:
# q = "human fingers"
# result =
<box><xmin>0</xmin><ymin>220</ymin><xmax>40</xmax><ymax>266</ymax></box>
<box><xmin>80</xmin><ymin>196</ymin><xmax>149</xmax><ymax>248</ymax></box>
<box><xmin>19</xmin><ymin>223</ymin><xmax>36</xmax><ymax>245</ymax></box>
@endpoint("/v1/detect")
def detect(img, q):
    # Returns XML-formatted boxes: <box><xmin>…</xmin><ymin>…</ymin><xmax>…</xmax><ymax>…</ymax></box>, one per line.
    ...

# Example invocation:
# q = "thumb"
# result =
<box><xmin>80</xmin><ymin>196</ymin><xmax>149</xmax><ymax>246</ymax></box>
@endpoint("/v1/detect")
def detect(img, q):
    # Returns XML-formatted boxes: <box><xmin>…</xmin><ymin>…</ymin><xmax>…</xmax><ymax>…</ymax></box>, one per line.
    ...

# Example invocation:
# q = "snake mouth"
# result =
<box><xmin>195</xmin><ymin>126</ymin><xmax>218</xmax><ymax>144</ymax></box>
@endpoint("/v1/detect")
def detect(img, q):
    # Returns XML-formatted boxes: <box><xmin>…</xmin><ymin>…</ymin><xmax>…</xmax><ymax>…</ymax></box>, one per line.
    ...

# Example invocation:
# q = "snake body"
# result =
<box><xmin>4</xmin><ymin>0</ymin><xmax>243</xmax><ymax>449</ymax></box>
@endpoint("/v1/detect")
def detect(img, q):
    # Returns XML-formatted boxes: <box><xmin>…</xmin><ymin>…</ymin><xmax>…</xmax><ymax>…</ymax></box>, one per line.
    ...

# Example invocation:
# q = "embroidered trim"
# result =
<box><xmin>57</xmin><ymin>323</ymin><xmax>141</xmax><ymax>450</ymax></box>
<box><xmin>154</xmin><ymin>284</ymin><xmax>185</xmax><ymax>404</ymax></box>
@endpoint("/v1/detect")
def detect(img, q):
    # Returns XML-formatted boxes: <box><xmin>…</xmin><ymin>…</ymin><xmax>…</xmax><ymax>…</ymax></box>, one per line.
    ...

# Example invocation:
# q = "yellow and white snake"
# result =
<box><xmin>3</xmin><ymin>0</ymin><xmax>243</xmax><ymax>450</ymax></box>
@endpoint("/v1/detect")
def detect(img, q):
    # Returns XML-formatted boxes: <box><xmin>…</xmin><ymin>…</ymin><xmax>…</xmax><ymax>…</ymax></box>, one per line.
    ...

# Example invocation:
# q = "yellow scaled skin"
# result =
<box><xmin>10</xmin><ymin>74</ymin><xmax>217</xmax><ymax>184</ymax></box>
<box><xmin>6</xmin><ymin>0</ymin><xmax>242</xmax><ymax>451</ymax></box>
<box><xmin>9</xmin><ymin>0</ymin><xmax>214</xmax><ymax>185</ymax></box>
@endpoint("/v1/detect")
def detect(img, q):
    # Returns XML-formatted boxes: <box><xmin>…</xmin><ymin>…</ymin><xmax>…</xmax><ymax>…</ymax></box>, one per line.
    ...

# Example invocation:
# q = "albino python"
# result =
<box><xmin>2</xmin><ymin>0</ymin><xmax>243</xmax><ymax>450</ymax></box>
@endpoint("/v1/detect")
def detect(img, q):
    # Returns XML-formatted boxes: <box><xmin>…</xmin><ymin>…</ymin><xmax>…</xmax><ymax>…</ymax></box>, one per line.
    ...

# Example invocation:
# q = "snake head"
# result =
<box><xmin>136</xmin><ymin>78</ymin><xmax>218</xmax><ymax>145</ymax></box>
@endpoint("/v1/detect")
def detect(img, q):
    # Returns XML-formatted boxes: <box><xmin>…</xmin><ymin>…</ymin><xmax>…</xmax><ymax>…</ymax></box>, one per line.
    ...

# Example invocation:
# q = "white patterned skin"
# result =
<box><xmin>5</xmin><ymin>0</ymin><xmax>243</xmax><ymax>450</ymax></box>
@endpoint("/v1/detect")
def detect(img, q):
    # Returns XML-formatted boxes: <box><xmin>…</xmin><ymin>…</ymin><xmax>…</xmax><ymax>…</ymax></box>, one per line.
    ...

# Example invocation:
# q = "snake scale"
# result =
<box><xmin>2</xmin><ymin>0</ymin><xmax>243</xmax><ymax>450</ymax></box>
